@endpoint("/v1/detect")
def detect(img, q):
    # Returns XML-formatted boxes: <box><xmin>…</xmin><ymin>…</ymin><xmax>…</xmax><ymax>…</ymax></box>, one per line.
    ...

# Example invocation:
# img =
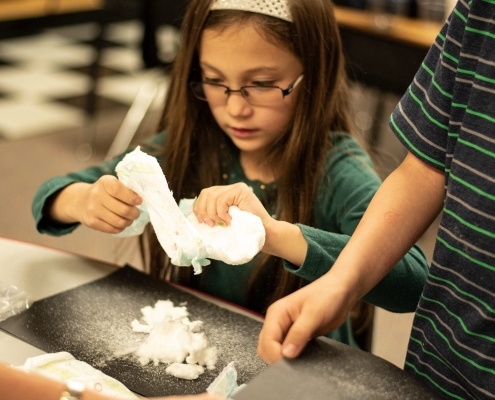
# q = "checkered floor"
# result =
<box><xmin>0</xmin><ymin>20</ymin><xmax>176</xmax><ymax>140</ymax></box>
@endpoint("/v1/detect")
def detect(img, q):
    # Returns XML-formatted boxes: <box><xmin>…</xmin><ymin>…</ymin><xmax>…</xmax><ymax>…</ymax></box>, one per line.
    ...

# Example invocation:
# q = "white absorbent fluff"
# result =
<box><xmin>131</xmin><ymin>300</ymin><xmax>218</xmax><ymax>379</ymax></box>
<box><xmin>165</xmin><ymin>363</ymin><xmax>205</xmax><ymax>380</ymax></box>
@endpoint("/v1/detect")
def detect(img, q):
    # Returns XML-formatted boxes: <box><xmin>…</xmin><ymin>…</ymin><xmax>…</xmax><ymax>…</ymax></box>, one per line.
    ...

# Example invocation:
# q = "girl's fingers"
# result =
<box><xmin>90</xmin><ymin>204</ymin><xmax>134</xmax><ymax>232</ymax></box>
<box><xmin>195</xmin><ymin>186</ymin><xmax>230</xmax><ymax>226</ymax></box>
<box><xmin>216</xmin><ymin>194</ymin><xmax>232</xmax><ymax>225</ymax></box>
<box><xmin>194</xmin><ymin>183</ymin><xmax>259</xmax><ymax>227</ymax></box>
<box><xmin>193</xmin><ymin>188</ymin><xmax>210</xmax><ymax>224</ymax></box>
<box><xmin>89</xmin><ymin>216</ymin><xmax>131</xmax><ymax>234</ymax></box>
<box><xmin>101</xmin><ymin>175</ymin><xmax>142</xmax><ymax>206</ymax></box>
<box><xmin>204</xmin><ymin>190</ymin><xmax>218</xmax><ymax>224</ymax></box>
<box><xmin>207</xmin><ymin>190</ymin><xmax>231</xmax><ymax>226</ymax></box>
<box><xmin>101</xmin><ymin>195</ymin><xmax>141</xmax><ymax>221</ymax></box>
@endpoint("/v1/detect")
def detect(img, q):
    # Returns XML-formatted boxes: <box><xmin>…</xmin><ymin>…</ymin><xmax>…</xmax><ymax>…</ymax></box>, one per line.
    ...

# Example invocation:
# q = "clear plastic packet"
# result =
<box><xmin>0</xmin><ymin>281</ymin><xmax>31</xmax><ymax>322</ymax></box>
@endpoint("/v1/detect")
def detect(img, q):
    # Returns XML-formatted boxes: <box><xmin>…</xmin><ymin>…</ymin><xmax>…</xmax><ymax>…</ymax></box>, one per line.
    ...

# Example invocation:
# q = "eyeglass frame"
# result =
<box><xmin>188</xmin><ymin>74</ymin><xmax>304</xmax><ymax>104</ymax></box>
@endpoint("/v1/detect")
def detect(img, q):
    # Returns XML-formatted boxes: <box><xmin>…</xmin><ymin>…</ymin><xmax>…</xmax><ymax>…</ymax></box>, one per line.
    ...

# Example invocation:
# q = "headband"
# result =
<box><xmin>210</xmin><ymin>0</ymin><xmax>292</xmax><ymax>22</ymax></box>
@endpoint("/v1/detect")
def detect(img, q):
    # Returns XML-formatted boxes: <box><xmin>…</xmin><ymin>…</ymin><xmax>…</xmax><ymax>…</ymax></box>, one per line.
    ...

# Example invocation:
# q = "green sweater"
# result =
<box><xmin>32</xmin><ymin>132</ymin><xmax>428</xmax><ymax>348</ymax></box>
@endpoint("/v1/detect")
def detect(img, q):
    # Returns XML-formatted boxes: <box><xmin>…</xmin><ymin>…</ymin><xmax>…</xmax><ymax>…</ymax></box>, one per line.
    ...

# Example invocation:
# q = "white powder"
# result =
<box><xmin>130</xmin><ymin>300</ymin><xmax>218</xmax><ymax>379</ymax></box>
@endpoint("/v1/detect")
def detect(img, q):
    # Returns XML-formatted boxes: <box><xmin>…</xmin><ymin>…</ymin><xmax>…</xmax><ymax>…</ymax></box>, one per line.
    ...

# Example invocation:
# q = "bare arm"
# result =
<box><xmin>263</xmin><ymin>220</ymin><xmax>307</xmax><ymax>266</ymax></box>
<box><xmin>257</xmin><ymin>152</ymin><xmax>446</xmax><ymax>363</ymax></box>
<box><xmin>327</xmin><ymin>151</ymin><xmax>445</xmax><ymax>306</ymax></box>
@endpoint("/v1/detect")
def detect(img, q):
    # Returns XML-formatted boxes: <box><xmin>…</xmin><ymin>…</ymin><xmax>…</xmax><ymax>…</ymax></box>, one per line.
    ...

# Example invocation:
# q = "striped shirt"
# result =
<box><xmin>389</xmin><ymin>0</ymin><xmax>495</xmax><ymax>398</ymax></box>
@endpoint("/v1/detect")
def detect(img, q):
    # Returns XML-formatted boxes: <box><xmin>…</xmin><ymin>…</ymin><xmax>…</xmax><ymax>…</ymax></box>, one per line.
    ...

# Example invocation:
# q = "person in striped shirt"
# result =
<box><xmin>251</xmin><ymin>0</ymin><xmax>495</xmax><ymax>398</ymax></box>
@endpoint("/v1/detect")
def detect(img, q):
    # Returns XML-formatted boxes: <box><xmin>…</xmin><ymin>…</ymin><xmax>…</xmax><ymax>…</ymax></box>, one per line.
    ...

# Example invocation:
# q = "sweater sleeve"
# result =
<box><xmin>285</xmin><ymin>225</ymin><xmax>428</xmax><ymax>313</ymax></box>
<box><xmin>284</xmin><ymin>134</ymin><xmax>429</xmax><ymax>313</ymax></box>
<box><xmin>32</xmin><ymin>133</ymin><xmax>166</xmax><ymax>236</ymax></box>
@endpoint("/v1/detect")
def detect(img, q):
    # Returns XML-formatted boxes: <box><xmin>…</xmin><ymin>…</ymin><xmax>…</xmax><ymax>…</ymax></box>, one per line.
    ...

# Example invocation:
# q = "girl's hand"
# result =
<box><xmin>194</xmin><ymin>183</ymin><xmax>308</xmax><ymax>266</ymax></box>
<box><xmin>193</xmin><ymin>182</ymin><xmax>273</xmax><ymax>228</ymax></box>
<box><xmin>50</xmin><ymin>175</ymin><xmax>143</xmax><ymax>234</ymax></box>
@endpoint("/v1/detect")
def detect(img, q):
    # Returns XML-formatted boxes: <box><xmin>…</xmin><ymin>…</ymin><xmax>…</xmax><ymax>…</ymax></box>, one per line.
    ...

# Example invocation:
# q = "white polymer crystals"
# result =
<box><xmin>131</xmin><ymin>300</ymin><xmax>218</xmax><ymax>380</ymax></box>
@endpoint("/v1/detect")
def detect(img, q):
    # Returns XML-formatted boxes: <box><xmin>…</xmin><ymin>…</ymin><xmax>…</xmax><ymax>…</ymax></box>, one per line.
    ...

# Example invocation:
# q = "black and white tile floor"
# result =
<box><xmin>0</xmin><ymin>20</ymin><xmax>176</xmax><ymax>140</ymax></box>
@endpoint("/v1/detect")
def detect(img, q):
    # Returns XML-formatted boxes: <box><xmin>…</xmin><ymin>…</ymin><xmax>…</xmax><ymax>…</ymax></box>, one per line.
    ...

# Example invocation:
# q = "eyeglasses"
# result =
<box><xmin>189</xmin><ymin>74</ymin><xmax>304</xmax><ymax>106</ymax></box>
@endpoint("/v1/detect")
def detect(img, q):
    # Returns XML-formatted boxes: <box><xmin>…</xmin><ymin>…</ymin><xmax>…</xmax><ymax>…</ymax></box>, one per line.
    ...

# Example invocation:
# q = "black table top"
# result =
<box><xmin>0</xmin><ymin>265</ymin><xmax>267</xmax><ymax>397</ymax></box>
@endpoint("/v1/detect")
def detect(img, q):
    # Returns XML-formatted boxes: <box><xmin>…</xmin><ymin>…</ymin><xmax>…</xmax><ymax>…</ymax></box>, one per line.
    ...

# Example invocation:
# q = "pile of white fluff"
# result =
<box><xmin>131</xmin><ymin>300</ymin><xmax>218</xmax><ymax>380</ymax></box>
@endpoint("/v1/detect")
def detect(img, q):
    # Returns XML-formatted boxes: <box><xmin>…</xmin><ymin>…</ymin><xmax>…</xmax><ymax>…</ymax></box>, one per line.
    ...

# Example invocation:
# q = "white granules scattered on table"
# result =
<box><xmin>130</xmin><ymin>300</ymin><xmax>218</xmax><ymax>380</ymax></box>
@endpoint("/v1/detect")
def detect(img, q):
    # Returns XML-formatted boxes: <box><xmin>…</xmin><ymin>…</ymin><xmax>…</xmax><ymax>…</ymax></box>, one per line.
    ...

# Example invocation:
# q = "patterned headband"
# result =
<box><xmin>210</xmin><ymin>0</ymin><xmax>292</xmax><ymax>22</ymax></box>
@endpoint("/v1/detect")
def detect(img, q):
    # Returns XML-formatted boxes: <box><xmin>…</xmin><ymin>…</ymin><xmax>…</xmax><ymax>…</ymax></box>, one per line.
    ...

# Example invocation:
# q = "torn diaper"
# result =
<box><xmin>115</xmin><ymin>146</ymin><xmax>265</xmax><ymax>274</ymax></box>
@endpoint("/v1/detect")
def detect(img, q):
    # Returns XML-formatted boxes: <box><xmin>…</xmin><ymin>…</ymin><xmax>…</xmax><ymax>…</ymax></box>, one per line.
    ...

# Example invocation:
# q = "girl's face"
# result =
<box><xmin>199</xmin><ymin>23</ymin><xmax>303</xmax><ymax>160</ymax></box>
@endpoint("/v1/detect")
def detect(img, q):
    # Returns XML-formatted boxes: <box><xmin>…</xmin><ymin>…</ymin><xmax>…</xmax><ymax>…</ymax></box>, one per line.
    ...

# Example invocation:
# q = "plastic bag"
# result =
<box><xmin>0</xmin><ymin>281</ymin><xmax>31</xmax><ymax>322</ymax></box>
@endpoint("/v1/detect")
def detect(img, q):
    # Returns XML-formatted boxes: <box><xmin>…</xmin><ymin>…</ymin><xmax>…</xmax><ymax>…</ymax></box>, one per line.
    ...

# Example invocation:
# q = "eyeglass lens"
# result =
<box><xmin>191</xmin><ymin>82</ymin><xmax>285</xmax><ymax>106</ymax></box>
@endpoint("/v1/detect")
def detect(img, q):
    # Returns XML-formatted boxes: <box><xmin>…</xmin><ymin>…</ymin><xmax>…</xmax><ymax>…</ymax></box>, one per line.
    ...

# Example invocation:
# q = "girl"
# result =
<box><xmin>32</xmin><ymin>0</ymin><xmax>428</xmax><ymax>349</ymax></box>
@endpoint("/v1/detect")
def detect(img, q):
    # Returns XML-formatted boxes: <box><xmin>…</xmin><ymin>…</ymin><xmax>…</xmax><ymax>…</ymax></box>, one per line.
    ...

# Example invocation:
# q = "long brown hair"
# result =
<box><xmin>145</xmin><ymin>0</ymin><xmax>354</xmax><ymax>310</ymax></box>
